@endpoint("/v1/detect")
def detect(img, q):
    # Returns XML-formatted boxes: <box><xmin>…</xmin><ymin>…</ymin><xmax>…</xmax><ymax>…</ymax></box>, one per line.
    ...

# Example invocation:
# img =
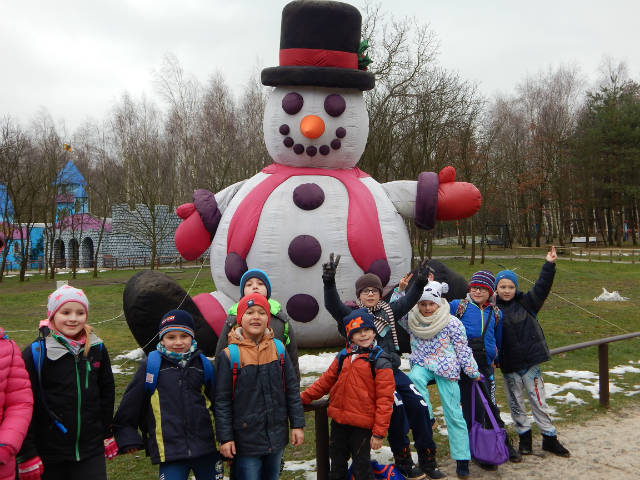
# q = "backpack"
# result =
<box><xmin>144</xmin><ymin>350</ymin><xmax>214</xmax><ymax>395</ymax></box>
<box><xmin>30</xmin><ymin>336</ymin><xmax>104</xmax><ymax>434</ymax></box>
<box><xmin>227</xmin><ymin>338</ymin><xmax>286</xmax><ymax>398</ymax></box>
<box><xmin>348</xmin><ymin>460</ymin><xmax>403</xmax><ymax>479</ymax></box>
<box><xmin>336</xmin><ymin>344</ymin><xmax>385</xmax><ymax>379</ymax></box>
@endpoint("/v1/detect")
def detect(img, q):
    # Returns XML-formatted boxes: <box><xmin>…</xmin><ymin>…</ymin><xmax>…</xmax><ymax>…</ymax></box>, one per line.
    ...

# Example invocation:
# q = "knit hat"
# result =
<box><xmin>468</xmin><ymin>270</ymin><xmax>496</xmax><ymax>296</ymax></box>
<box><xmin>239</xmin><ymin>268</ymin><xmax>272</xmax><ymax>299</ymax></box>
<box><xmin>158</xmin><ymin>310</ymin><xmax>195</xmax><ymax>339</ymax></box>
<box><xmin>355</xmin><ymin>273</ymin><xmax>383</xmax><ymax>297</ymax></box>
<box><xmin>47</xmin><ymin>285</ymin><xmax>89</xmax><ymax>321</ymax></box>
<box><xmin>236</xmin><ymin>293</ymin><xmax>271</xmax><ymax>326</ymax></box>
<box><xmin>343</xmin><ymin>308</ymin><xmax>377</xmax><ymax>339</ymax></box>
<box><xmin>419</xmin><ymin>281</ymin><xmax>449</xmax><ymax>306</ymax></box>
<box><xmin>495</xmin><ymin>270</ymin><xmax>518</xmax><ymax>290</ymax></box>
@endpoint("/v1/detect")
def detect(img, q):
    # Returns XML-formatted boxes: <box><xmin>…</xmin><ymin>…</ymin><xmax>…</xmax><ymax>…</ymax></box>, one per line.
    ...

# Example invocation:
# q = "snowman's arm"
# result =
<box><xmin>214</xmin><ymin>180</ymin><xmax>246</xmax><ymax>215</ymax></box>
<box><xmin>382</xmin><ymin>172</ymin><xmax>439</xmax><ymax>229</ymax></box>
<box><xmin>174</xmin><ymin>181</ymin><xmax>246</xmax><ymax>261</ymax></box>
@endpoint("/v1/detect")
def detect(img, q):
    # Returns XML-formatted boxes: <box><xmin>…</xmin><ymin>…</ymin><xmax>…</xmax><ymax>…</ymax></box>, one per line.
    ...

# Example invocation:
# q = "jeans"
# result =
<box><xmin>158</xmin><ymin>452</ymin><xmax>222</xmax><ymax>480</ymax></box>
<box><xmin>234</xmin><ymin>449</ymin><xmax>284</xmax><ymax>480</ymax></box>
<box><xmin>387</xmin><ymin>368</ymin><xmax>436</xmax><ymax>453</ymax></box>
<box><xmin>329</xmin><ymin>421</ymin><xmax>373</xmax><ymax>480</ymax></box>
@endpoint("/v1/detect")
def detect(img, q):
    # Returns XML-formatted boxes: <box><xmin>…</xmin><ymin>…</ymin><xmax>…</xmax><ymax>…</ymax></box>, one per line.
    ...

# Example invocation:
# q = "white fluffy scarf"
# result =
<box><xmin>408</xmin><ymin>298</ymin><xmax>451</xmax><ymax>340</ymax></box>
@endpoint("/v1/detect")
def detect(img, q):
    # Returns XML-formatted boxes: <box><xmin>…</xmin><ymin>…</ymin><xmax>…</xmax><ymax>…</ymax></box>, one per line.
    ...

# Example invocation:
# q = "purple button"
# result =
<box><xmin>306</xmin><ymin>145</ymin><xmax>317</xmax><ymax>156</ymax></box>
<box><xmin>286</xmin><ymin>294</ymin><xmax>319</xmax><ymax>323</ymax></box>
<box><xmin>335</xmin><ymin>127</ymin><xmax>346</xmax><ymax>138</ymax></box>
<box><xmin>330</xmin><ymin>139</ymin><xmax>341</xmax><ymax>150</ymax></box>
<box><xmin>283</xmin><ymin>137</ymin><xmax>294</xmax><ymax>147</ymax></box>
<box><xmin>288</xmin><ymin>235</ymin><xmax>322</xmax><ymax>268</ymax></box>
<box><xmin>319</xmin><ymin>145</ymin><xmax>330</xmax><ymax>155</ymax></box>
<box><xmin>293</xmin><ymin>144</ymin><xmax>304</xmax><ymax>154</ymax></box>
<box><xmin>293</xmin><ymin>183</ymin><xmax>325</xmax><ymax>210</ymax></box>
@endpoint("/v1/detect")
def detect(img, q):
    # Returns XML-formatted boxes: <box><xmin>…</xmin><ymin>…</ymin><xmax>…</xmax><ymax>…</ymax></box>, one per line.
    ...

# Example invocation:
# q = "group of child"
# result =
<box><xmin>0</xmin><ymin>250</ymin><xmax>569</xmax><ymax>480</ymax></box>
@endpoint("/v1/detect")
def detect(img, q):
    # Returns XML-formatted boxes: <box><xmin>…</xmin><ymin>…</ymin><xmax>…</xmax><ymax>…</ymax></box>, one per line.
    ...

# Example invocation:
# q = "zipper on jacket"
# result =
<box><xmin>85</xmin><ymin>359</ymin><xmax>90</xmax><ymax>389</ymax></box>
<box><xmin>74</xmin><ymin>355</ymin><xmax>82</xmax><ymax>461</ymax></box>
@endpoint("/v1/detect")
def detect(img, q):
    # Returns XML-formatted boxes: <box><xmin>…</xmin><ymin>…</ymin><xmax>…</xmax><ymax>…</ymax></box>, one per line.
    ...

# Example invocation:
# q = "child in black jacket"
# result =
<box><xmin>18</xmin><ymin>285</ymin><xmax>115</xmax><ymax>480</ymax></box>
<box><xmin>113</xmin><ymin>310</ymin><xmax>221</xmax><ymax>480</ymax></box>
<box><xmin>495</xmin><ymin>246</ymin><xmax>570</xmax><ymax>458</ymax></box>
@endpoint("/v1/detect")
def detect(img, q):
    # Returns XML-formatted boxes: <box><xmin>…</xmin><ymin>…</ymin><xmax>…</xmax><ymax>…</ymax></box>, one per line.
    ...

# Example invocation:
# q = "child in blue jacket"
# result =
<box><xmin>450</xmin><ymin>270</ymin><xmax>520</xmax><ymax>467</ymax></box>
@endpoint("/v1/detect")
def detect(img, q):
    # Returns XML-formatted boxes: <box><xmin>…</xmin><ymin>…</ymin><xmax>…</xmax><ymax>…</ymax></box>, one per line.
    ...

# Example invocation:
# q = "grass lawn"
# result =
<box><xmin>1</xmin><ymin>252</ymin><xmax>639</xmax><ymax>478</ymax></box>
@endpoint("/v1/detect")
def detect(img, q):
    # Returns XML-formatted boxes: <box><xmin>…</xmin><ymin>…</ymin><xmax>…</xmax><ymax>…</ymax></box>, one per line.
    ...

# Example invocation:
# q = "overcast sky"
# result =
<box><xmin>2</xmin><ymin>0</ymin><xmax>637</xmax><ymax>133</ymax></box>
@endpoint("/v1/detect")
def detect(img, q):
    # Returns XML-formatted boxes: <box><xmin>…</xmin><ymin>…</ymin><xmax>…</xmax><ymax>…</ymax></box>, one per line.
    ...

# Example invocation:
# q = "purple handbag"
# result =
<box><xmin>469</xmin><ymin>382</ymin><xmax>509</xmax><ymax>465</ymax></box>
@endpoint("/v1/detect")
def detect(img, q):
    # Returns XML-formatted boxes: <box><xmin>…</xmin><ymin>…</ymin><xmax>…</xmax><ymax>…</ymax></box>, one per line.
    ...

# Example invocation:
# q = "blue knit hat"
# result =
<box><xmin>239</xmin><ymin>269</ymin><xmax>272</xmax><ymax>299</ymax></box>
<box><xmin>495</xmin><ymin>270</ymin><xmax>518</xmax><ymax>290</ymax></box>
<box><xmin>343</xmin><ymin>308</ymin><xmax>377</xmax><ymax>339</ymax></box>
<box><xmin>469</xmin><ymin>270</ymin><xmax>496</xmax><ymax>296</ymax></box>
<box><xmin>159</xmin><ymin>310</ymin><xmax>195</xmax><ymax>339</ymax></box>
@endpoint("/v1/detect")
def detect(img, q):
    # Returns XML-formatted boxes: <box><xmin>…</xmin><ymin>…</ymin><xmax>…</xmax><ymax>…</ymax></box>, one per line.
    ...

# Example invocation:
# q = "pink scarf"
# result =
<box><xmin>227</xmin><ymin>163</ymin><xmax>387</xmax><ymax>276</ymax></box>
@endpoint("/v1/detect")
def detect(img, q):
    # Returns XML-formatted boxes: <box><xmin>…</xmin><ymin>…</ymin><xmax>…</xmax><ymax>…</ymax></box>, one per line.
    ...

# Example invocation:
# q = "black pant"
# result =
<box><xmin>459</xmin><ymin>364</ymin><xmax>505</xmax><ymax>431</ymax></box>
<box><xmin>43</xmin><ymin>454</ymin><xmax>107</xmax><ymax>480</ymax></box>
<box><xmin>329</xmin><ymin>421</ymin><xmax>373</xmax><ymax>480</ymax></box>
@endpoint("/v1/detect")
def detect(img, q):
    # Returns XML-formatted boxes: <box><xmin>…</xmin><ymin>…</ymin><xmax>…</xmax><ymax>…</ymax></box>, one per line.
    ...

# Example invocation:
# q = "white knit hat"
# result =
<box><xmin>419</xmin><ymin>281</ymin><xmax>449</xmax><ymax>306</ymax></box>
<box><xmin>47</xmin><ymin>285</ymin><xmax>89</xmax><ymax>321</ymax></box>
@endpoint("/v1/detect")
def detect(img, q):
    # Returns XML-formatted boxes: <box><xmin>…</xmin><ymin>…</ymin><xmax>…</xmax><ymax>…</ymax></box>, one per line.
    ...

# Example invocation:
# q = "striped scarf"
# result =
<box><xmin>356</xmin><ymin>299</ymin><xmax>398</xmax><ymax>350</ymax></box>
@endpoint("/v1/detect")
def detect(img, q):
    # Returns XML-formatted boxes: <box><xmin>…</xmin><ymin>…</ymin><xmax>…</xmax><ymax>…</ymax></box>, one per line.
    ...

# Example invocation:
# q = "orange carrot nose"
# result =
<box><xmin>299</xmin><ymin>115</ymin><xmax>325</xmax><ymax>139</ymax></box>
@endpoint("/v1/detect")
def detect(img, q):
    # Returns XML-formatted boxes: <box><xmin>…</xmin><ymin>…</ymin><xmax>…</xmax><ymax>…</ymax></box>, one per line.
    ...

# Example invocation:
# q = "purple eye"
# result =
<box><xmin>324</xmin><ymin>94</ymin><xmax>346</xmax><ymax>117</ymax></box>
<box><xmin>282</xmin><ymin>92</ymin><xmax>303</xmax><ymax>115</ymax></box>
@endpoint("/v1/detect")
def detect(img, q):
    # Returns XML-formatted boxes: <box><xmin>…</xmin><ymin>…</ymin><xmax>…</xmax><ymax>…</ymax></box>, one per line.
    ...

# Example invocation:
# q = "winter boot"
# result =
<box><xmin>455</xmin><ymin>460</ymin><xmax>470</xmax><ymax>479</ymax></box>
<box><xmin>393</xmin><ymin>446</ymin><xmax>426</xmax><ymax>480</ymax></box>
<box><xmin>417</xmin><ymin>448</ymin><xmax>446</xmax><ymax>479</ymax></box>
<box><xmin>506</xmin><ymin>435</ymin><xmax>522</xmax><ymax>463</ymax></box>
<box><xmin>542</xmin><ymin>434</ymin><xmax>570</xmax><ymax>457</ymax></box>
<box><xmin>518</xmin><ymin>430</ymin><xmax>533</xmax><ymax>455</ymax></box>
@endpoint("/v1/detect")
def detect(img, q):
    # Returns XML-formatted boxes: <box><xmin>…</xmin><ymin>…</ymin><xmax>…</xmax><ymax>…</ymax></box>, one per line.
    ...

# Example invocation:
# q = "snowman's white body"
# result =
<box><xmin>207</xmin><ymin>86</ymin><xmax>418</xmax><ymax>347</ymax></box>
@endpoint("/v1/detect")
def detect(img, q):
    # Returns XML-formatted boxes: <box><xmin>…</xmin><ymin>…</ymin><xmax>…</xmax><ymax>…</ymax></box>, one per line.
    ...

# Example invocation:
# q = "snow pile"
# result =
<box><xmin>114</xmin><ymin>348</ymin><xmax>146</xmax><ymax>362</ymax></box>
<box><xmin>593</xmin><ymin>288</ymin><xmax>629</xmax><ymax>302</ymax></box>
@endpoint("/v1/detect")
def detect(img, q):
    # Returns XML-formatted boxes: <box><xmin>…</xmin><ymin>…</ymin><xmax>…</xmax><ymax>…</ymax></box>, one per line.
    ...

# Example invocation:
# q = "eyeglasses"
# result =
<box><xmin>470</xmin><ymin>286</ymin><xmax>488</xmax><ymax>292</ymax></box>
<box><xmin>361</xmin><ymin>288</ymin><xmax>379</xmax><ymax>295</ymax></box>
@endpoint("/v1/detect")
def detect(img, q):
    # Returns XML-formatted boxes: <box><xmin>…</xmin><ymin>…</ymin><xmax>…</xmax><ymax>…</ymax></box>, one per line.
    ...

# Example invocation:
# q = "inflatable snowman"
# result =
<box><xmin>173</xmin><ymin>0</ymin><xmax>481</xmax><ymax>347</ymax></box>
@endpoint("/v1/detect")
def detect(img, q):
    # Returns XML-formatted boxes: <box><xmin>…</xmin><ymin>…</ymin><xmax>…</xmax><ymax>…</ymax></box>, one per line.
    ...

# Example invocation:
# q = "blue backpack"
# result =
<box><xmin>349</xmin><ymin>460</ymin><xmax>404</xmax><ymax>479</ymax></box>
<box><xmin>227</xmin><ymin>338</ymin><xmax>286</xmax><ymax>398</ymax></box>
<box><xmin>144</xmin><ymin>350</ymin><xmax>214</xmax><ymax>395</ymax></box>
<box><xmin>336</xmin><ymin>344</ymin><xmax>385</xmax><ymax>379</ymax></box>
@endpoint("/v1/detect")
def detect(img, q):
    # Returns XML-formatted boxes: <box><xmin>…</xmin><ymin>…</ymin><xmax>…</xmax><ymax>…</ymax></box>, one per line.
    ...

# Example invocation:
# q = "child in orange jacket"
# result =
<box><xmin>301</xmin><ymin>309</ymin><xmax>395</xmax><ymax>480</ymax></box>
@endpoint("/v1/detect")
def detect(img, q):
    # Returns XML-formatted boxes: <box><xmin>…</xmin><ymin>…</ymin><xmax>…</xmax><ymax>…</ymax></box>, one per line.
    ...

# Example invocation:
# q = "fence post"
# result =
<box><xmin>598</xmin><ymin>343</ymin><xmax>610</xmax><ymax>408</ymax></box>
<box><xmin>315</xmin><ymin>407</ymin><xmax>330</xmax><ymax>480</ymax></box>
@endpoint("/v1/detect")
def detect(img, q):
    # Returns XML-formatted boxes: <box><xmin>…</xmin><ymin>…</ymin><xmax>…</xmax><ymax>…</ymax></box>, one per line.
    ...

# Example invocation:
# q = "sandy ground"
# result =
<box><xmin>436</xmin><ymin>406</ymin><xmax>640</xmax><ymax>479</ymax></box>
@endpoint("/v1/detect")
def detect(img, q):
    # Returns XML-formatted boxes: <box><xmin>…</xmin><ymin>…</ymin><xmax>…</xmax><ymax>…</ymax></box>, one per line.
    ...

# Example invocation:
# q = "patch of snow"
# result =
<box><xmin>298</xmin><ymin>352</ymin><xmax>337</xmax><ymax>375</ymax></box>
<box><xmin>114</xmin><ymin>348</ymin><xmax>146</xmax><ymax>361</ymax></box>
<box><xmin>76</xmin><ymin>269</ymin><xmax>89</xmax><ymax>274</ymax></box>
<box><xmin>593</xmin><ymin>288</ymin><xmax>629</xmax><ymax>302</ymax></box>
<box><xmin>111</xmin><ymin>364</ymin><xmax>134</xmax><ymax>374</ymax></box>
<box><xmin>610</xmin><ymin>365</ymin><xmax>640</xmax><ymax>375</ymax></box>
<box><xmin>551</xmin><ymin>392</ymin><xmax>586</xmax><ymax>405</ymax></box>
<box><xmin>545</xmin><ymin>370</ymin><xmax>599</xmax><ymax>381</ymax></box>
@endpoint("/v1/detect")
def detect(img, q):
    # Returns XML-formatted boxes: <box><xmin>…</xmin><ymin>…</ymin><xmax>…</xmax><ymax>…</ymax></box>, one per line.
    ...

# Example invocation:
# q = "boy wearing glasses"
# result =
<box><xmin>450</xmin><ymin>270</ymin><xmax>520</xmax><ymax>468</ymax></box>
<box><xmin>322</xmin><ymin>255</ymin><xmax>443</xmax><ymax>480</ymax></box>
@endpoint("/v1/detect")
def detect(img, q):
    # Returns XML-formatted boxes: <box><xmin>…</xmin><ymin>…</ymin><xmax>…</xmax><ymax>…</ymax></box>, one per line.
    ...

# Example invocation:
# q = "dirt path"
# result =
<box><xmin>436</xmin><ymin>407</ymin><xmax>640</xmax><ymax>479</ymax></box>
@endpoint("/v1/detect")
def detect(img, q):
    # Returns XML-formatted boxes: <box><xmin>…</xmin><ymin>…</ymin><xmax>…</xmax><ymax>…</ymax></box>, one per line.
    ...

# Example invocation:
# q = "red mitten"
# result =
<box><xmin>18</xmin><ymin>457</ymin><xmax>44</xmax><ymax>480</ymax></box>
<box><xmin>104</xmin><ymin>437</ymin><xmax>118</xmax><ymax>460</ymax></box>
<box><xmin>436</xmin><ymin>166</ymin><xmax>482</xmax><ymax>221</ymax></box>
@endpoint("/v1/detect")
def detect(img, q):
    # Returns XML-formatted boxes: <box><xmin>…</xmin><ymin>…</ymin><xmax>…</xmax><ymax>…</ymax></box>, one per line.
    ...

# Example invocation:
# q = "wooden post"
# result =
<box><xmin>598</xmin><ymin>343</ymin><xmax>610</xmax><ymax>408</ymax></box>
<box><xmin>315</xmin><ymin>407</ymin><xmax>330</xmax><ymax>479</ymax></box>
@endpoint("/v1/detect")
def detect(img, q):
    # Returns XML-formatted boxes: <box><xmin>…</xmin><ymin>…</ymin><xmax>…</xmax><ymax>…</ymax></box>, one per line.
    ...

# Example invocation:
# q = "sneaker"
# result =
<box><xmin>417</xmin><ymin>448</ymin><xmax>446</xmax><ymax>479</ymax></box>
<box><xmin>518</xmin><ymin>430</ymin><xmax>533</xmax><ymax>455</ymax></box>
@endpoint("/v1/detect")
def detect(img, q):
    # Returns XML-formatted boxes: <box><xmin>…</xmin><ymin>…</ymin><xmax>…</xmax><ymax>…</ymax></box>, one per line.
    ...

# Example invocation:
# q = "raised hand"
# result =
<box><xmin>398</xmin><ymin>272</ymin><xmax>413</xmax><ymax>292</ymax></box>
<box><xmin>415</xmin><ymin>257</ymin><xmax>431</xmax><ymax>284</ymax></box>
<box><xmin>546</xmin><ymin>245</ymin><xmax>557</xmax><ymax>263</ymax></box>
<box><xmin>322</xmin><ymin>253</ymin><xmax>341</xmax><ymax>285</ymax></box>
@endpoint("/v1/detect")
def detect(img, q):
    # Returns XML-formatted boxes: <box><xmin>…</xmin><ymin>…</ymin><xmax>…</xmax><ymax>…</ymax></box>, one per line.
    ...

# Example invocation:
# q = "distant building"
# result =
<box><xmin>0</xmin><ymin>161</ymin><xmax>180</xmax><ymax>271</ymax></box>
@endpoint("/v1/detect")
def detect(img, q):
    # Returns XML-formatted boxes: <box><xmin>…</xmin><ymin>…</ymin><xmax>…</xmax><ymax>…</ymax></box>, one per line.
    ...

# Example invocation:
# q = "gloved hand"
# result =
<box><xmin>104</xmin><ymin>436</ymin><xmax>118</xmax><ymax>460</ymax></box>
<box><xmin>174</xmin><ymin>190</ymin><xmax>221</xmax><ymax>261</ymax></box>
<box><xmin>414</xmin><ymin>258</ymin><xmax>431</xmax><ymax>285</ymax></box>
<box><xmin>322</xmin><ymin>253</ymin><xmax>341</xmax><ymax>285</ymax></box>
<box><xmin>18</xmin><ymin>456</ymin><xmax>44</xmax><ymax>480</ymax></box>
<box><xmin>435</xmin><ymin>166</ymin><xmax>482</xmax><ymax>221</ymax></box>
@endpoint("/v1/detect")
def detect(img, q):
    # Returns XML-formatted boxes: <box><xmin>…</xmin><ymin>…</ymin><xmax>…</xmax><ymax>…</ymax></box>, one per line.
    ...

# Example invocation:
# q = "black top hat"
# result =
<box><xmin>261</xmin><ymin>1</ymin><xmax>375</xmax><ymax>91</ymax></box>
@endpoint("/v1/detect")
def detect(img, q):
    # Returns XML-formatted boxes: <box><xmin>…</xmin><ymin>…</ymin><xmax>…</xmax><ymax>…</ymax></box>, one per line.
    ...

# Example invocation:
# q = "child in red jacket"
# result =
<box><xmin>0</xmin><ymin>327</ymin><xmax>33</xmax><ymax>480</ymax></box>
<box><xmin>301</xmin><ymin>309</ymin><xmax>395</xmax><ymax>480</ymax></box>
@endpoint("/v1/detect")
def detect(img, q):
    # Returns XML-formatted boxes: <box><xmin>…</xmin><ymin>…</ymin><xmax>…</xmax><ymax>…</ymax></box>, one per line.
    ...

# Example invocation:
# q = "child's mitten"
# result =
<box><xmin>18</xmin><ymin>456</ymin><xmax>44</xmax><ymax>480</ymax></box>
<box><xmin>104</xmin><ymin>437</ymin><xmax>118</xmax><ymax>460</ymax></box>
